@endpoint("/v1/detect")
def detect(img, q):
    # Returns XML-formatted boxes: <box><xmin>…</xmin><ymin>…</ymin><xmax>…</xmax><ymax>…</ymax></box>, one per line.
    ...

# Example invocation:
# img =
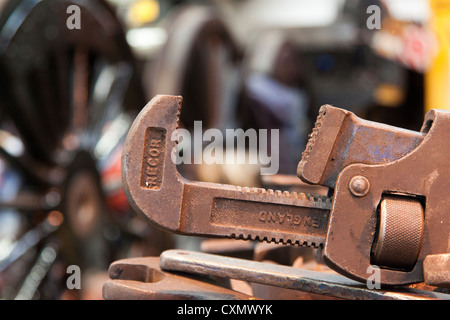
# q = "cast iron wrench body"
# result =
<box><xmin>122</xmin><ymin>95</ymin><xmax>449</xmax><ymax>285</ymax></box>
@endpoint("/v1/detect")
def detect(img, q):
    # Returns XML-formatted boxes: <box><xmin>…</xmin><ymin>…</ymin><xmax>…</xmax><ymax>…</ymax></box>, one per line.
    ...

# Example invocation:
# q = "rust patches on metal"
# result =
<box><xmin>210</xmin><ymin>198</ymin><xmax>329</xmax><ymax>242</ymax></box>
<box><xmin>423</xmin><ymin>254</ymin><xmax>450</xmax><ymax>288</ymax></box>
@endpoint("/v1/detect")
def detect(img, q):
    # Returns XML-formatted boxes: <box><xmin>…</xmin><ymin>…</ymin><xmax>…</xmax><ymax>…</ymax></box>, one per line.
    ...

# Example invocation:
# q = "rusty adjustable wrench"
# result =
<box><xmin>122</xmin><ymin>95</ymin><xmax>449</xmax><ymax>285</ymax></box>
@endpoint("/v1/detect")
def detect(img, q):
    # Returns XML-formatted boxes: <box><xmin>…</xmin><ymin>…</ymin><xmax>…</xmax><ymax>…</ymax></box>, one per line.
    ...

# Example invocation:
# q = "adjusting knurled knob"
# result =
<box><xmin>372</xmin><ymin>195</ymin><xmax>424</xmax><ymax>270</ymax></box>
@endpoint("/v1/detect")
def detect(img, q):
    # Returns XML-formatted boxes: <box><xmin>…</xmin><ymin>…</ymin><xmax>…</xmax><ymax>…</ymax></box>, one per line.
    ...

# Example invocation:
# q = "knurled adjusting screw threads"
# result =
<box><xmin>372</xmin><ymin>195</ymin><xmax>424</xmax><ymax>270</ymax></box>
<box><xmin>349</xmin><ymin>176</ymin><xmax>370</xmax><ymax>197</ymax></box>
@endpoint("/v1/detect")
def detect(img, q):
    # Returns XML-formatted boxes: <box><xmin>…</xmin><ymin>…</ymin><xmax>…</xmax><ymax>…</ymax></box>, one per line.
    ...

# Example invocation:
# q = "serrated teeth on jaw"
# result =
<box><xmin>229</xmin><ymin>233</ymin><xmax>323</xmax><ymax>249</ymax></box>
<box><xmin>236</xmin><ymin>185</ymin><xmax>331</xmax><ymax>205</ymax></box>
<box><xmin>300</xmin><ymin>105</ymin><xmax>329</xmax><ymax>167</ymax></box>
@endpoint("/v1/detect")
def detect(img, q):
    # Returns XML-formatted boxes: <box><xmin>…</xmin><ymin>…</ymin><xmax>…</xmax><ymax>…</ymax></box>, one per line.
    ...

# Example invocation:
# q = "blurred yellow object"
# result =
<box><xmin>374</xmin><ymin>83</ymin><xmax>405</xmax><ymax>107</ymax></box>
<box><xmin>426</xmin><ymin>0</ymin><xmax>450</xmax><ymax>111</ymax></box>
<box><xmin>128</xmin><ymin>0</ymin><xmax>160</xmax><ymax>26</ymax></box>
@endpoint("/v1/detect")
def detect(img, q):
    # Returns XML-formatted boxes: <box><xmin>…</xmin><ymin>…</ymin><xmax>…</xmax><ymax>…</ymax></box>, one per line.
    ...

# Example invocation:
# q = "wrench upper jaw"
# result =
<box><xmin>322</xmin><ymin>109</ymin><xmax>450</xmax><ymax>285</ymax></box>
<box><xmin>122</xmin><ymin>95</ymin><xmax>185</xmax><ymax>233</ymax></box>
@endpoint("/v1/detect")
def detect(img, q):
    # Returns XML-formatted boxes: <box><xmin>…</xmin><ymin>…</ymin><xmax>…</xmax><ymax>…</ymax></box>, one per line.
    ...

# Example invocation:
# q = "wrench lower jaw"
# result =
<box><xmin>122</xmin><ymin>94</ymin><xmax>333</xmax><ymax>248</ymax></box>
<box><xmin>122</xmin><ymin>95</ymin><xmax>185</xmax><ymax>233</ymax></box>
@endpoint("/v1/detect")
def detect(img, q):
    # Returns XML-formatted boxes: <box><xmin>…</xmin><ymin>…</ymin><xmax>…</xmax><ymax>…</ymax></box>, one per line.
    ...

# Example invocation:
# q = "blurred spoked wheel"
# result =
<box><xmin>151</xmin><ymin>4</ymin><xmax>241</xmax><ymax>131</ymax></box>
<box><xmin>0</xmin><ymin>0</ymin><xmax>146</xmax><ymax>299</ymax></box>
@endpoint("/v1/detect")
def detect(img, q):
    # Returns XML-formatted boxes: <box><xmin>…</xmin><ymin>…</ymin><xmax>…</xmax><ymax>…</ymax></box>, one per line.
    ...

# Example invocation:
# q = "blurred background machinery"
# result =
<box><xmin>0</xmin><ymin>0</ymin><xmax>446</xmax><ymax>299</ymax></box>
<box><xmin>0</xmin><ymin>0</ymin><xmax>157</xmax><ymax>300</ymax></box>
